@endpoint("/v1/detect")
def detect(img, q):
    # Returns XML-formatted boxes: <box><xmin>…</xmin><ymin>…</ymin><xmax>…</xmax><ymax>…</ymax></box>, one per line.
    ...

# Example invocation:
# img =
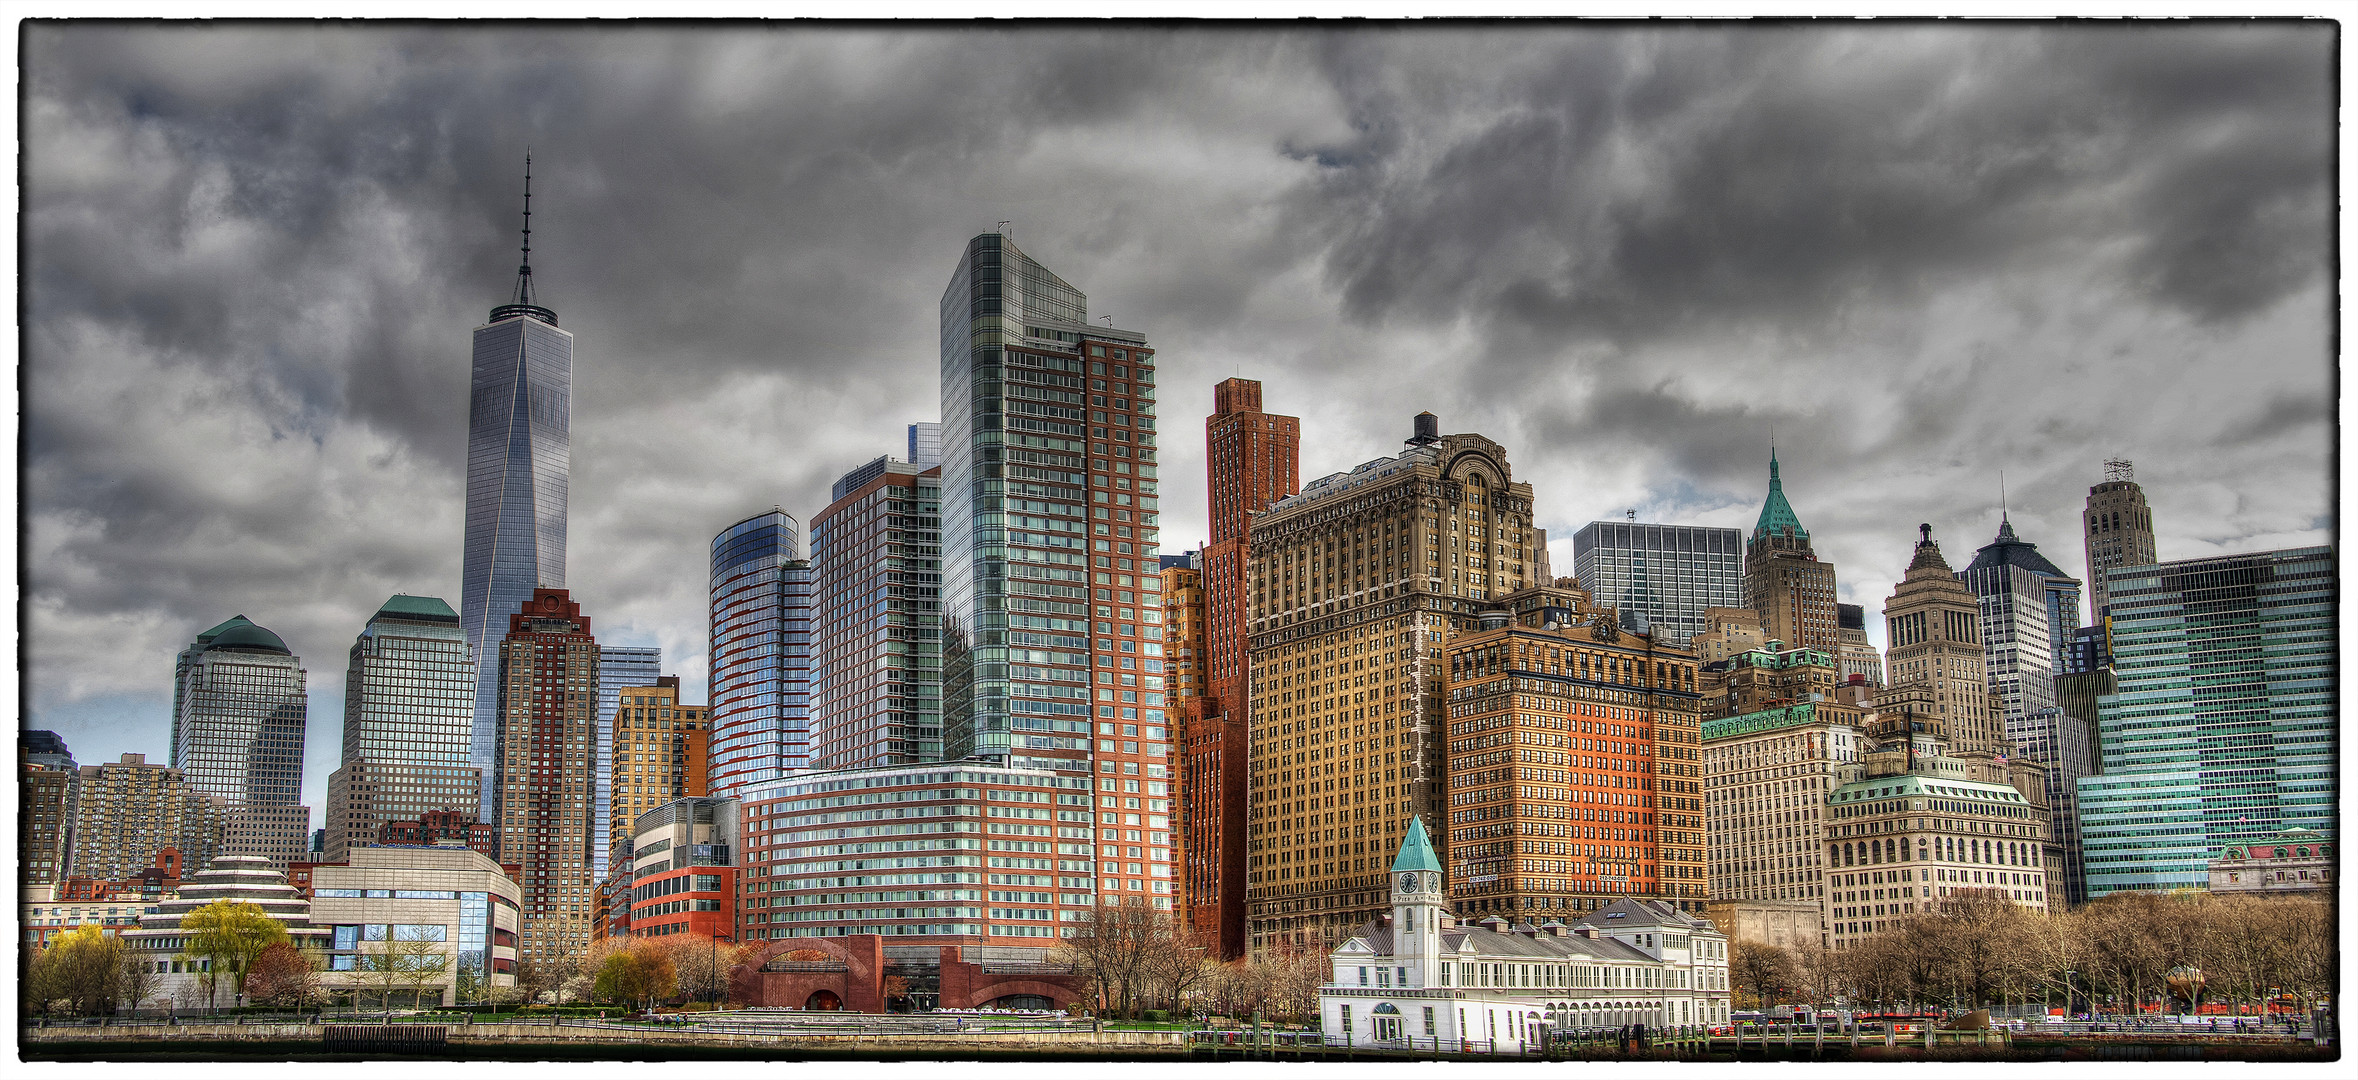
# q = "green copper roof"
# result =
<box><xmin>1753</xmin><ymin>451</ymin><xmax>1808</xmax><ymax>540</ymax></box>
<box><xmin>1702</xmin><ymin>702</ymin><xmax>1825</xmax><ymax>742</ymax></box>
<box><xmin>376</xmin><ymin>594</ymin><xmax>459</xmax><ymax>619</ymax></box>
<box><xmin>1391</xmin><ymin>815</ymin><xmax>1443</xmax><ymax>874</ymax></box>
<box><xmin>195</xmin><ymin>614</ymin><xmax>255</xmax><ymax>644</ymax></box>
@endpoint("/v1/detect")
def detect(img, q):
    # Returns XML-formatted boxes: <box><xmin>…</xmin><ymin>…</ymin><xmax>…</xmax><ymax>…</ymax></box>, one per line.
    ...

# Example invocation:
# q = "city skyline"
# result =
<box><xmin>23</xmin><ymin>24</ymin><xmax>2336</xmax><ymax>814</ymax></box>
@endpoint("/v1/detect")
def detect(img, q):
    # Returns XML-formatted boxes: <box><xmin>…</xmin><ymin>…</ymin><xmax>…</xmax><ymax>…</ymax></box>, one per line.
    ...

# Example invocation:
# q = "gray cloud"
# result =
<box><xmin>23</xmin><ymin>23</ymin><xmax>2334</xmax><ymax>811</ymax></box>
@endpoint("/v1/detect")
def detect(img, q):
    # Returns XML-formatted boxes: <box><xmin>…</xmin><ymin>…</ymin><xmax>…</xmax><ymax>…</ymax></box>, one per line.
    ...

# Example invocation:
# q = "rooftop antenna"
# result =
<box><xmin>1999</xmin><ymin>470</ymin><xmax>2009</xmax><ymax>521</ymax></box>
<box><xmin>1627</xmin><ymin>509</ymin><xmax>1637</xmax><ymax>522</ymax></box>
<box><xmin>1100</xmin><ymin>315</ymin><xmax>1114</xmax><ymax>327</ymax></box>
<box><xmin>513</xmin><ymin>150</ymin><xmax>536</xmax><ymax>307</ymax></box>
<box><xmin>996</xmin><ymin>220</ymin><xmax>1012</xmax><ymax>235</ymax></box>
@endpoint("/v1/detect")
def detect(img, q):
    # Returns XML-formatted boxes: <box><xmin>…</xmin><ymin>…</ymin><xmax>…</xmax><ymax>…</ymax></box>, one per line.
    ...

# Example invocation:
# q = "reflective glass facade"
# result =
<box><xmin>172</xmin><ymin>617</ymin><xmax>309</xmax><ymax>866</ymax></box>
<box><xmin>462</xmin><ymin>310</ymin><xmax>572</xmax><ymax>815</ymax></box>
<box><xmin>324</xmin><ymin>595</ymin><xmax>481</xmax><ymax>862</ymax></box>
<box><xmin>1570</xmin><ymin>522</ymin><xmax>1743</xmax><ymax>645</ymax></box>
<box><xmin>811</xmin><ymin>460</ymin><xmax>944</xmax><ymax>769</ymax></box>
<box><xmin>938</xmin><ymin>233</ymin><xmax>1172</xmax><ymax>908</ymax></box>
<box><xmin>2075</xmin><ymin>547</ymin><xmax>2334</xmax><ymax>897</ymax></box>
<box><xmin>708</xmin><ymin>511</ymin><xmax>813</xmax><ymax>797</ymax></box>
<box><xmin>594</xmin><ymin>645</ymin><xmax>662</xmax><ymax>877</ymax></box>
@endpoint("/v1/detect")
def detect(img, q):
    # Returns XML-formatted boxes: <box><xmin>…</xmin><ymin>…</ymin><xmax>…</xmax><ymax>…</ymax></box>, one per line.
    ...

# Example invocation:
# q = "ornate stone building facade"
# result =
<box><xmin>1245</xmin><ymin>414</ymin><xmax>1535</xmax><ymax>953</ymax></box>
<box><xmin>1741</xmin><ymin>453</ymin><xmax>1838</xmax><ymax>652</ymax></box>
<box><xmin>1442</xmin><ymin>587</ymin><xmax>1707</xmax><ymax>919</ymax></box>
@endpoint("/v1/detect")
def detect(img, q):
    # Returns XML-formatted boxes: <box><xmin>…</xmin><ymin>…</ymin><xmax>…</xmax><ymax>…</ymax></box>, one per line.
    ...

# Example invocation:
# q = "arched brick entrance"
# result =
<box><xmin>729</xmin><ymin>936</ymin><xmax>884</xmax><ymax>1013</ymax></box>
<box><xmin>730</xmin><ymin>937</ymin><xmax>1089</xmax><ymax>1014</ymax></box>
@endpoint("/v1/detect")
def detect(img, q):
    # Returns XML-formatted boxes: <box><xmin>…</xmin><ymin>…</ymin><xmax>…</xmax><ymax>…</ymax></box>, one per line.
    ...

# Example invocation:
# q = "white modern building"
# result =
<box><xmin>310</xmin><ymin>843</ymin><xmax>523</xmax><ymax>1006</ymax></box>
<box><xmin>1319</xmin><ymin>818</ymin><xmax>1731</xmax><ymax>1053</ymax></box>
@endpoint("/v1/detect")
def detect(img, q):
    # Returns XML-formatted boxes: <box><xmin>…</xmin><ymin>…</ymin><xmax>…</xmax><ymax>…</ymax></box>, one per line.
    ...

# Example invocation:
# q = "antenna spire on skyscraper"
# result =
<box><xmin>514</xmin><ymin>151</ymin><xmax>536</xmax><ymax>307</ymax></box>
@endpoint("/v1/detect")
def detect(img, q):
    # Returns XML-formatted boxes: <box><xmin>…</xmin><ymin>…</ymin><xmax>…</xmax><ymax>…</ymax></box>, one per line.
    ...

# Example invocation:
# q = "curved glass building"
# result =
<box><xmin>708</xmin><ymin>510</ymin><xmax>812</xmax><ymax>797</ymax></box>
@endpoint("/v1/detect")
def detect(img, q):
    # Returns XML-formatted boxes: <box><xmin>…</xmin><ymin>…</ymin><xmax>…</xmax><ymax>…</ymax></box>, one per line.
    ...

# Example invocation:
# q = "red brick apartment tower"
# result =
<box><xmin>1187</xmin><ymin>378</ymin><xmax>1299</xmax><ymax>958</ymax></box>
<box><xmin>491</xmin><ymin>588</ymin><xmax>602</xmax><ymax>969</ymax></box>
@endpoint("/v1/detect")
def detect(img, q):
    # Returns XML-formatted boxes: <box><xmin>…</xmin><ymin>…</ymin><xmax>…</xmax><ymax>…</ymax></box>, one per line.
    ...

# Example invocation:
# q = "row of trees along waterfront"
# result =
<box><xmin>1727</xmin><ymin>888</ymin><xmax>2334</xmax><ymax>1019</ymax></box>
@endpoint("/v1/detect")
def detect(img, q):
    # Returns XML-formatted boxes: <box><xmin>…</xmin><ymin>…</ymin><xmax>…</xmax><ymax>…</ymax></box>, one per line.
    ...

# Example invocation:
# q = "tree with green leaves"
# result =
<box><xmin>177</xmin><ymin>899</ymin><xmax>289</xmax><ymax>1008</ymax></box>
<box><xmin>28</xmin><ymin>926</ymin><xmax>128</xmax><ymax>1016</ymax></box>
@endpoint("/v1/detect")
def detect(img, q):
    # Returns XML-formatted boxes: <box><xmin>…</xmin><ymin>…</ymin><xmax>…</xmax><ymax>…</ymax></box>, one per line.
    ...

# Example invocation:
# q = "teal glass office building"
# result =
<box><xmin>2074</xmin><ymin>547</ymin><xmax>2334</xmax><ymax>897</ymax></box>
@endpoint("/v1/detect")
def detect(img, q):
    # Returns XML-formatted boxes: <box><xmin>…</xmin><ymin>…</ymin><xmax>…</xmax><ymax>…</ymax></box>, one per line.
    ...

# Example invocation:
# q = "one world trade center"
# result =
<box><xmin>461</xmin><ymin>159</ymin><xmax>570</xmax><ymax>814</ymax></box>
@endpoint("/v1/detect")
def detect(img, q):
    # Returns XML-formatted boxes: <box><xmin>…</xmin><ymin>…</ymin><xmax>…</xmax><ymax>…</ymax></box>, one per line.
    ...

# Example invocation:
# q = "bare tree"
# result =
<box><xmin>1729</xmin><ymin>940</ymin><xmax>1798</xmax><ymax>1010</ymax></box>
<box><xmin>1055</xmin><ymin>898</ymin><xmax>1166</xmax><ymax>1018</ymax></box>
<box><xmin>1790</xmin><ymin>938</ymin><xmax>1848</xmax><ymax>1011</ymax></box>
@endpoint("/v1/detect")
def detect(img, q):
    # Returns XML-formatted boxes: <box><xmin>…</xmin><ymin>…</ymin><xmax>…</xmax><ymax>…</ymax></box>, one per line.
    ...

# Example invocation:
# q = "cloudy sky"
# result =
<box><xmin>23</xmin><ymin>22</ymin><xmax>2336</xmax><ymax>813</ymax></box>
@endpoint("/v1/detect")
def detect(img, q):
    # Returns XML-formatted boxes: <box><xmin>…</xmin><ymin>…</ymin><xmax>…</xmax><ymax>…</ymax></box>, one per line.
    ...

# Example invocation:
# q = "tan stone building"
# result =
<box><xmin>1162</xmin><ymin>556</ymin><xmax>1208</xmax><ymax>708</ymax></box>
<box><xmin>1161</xmin><ymin>553</ymin><xmax>1206</xmax><ymax>920</ymax></box>
<box><xmin>1700</xmin><ymin>701</ymin><xmax>1866</xmax><ymax>942</ymax></box>
<box><xmin>69</xmin><ymin>753</ymin><xmax>224</xmax><ymax>883</ymax></box>
<box><xmin>1741</xmin><ymin>453</ymin><xmax>1838</xmax><ymax>651</ymax></box>
<box><xmin>1689</xmin><ymin>606</ymin><xmax>1764</xmax><ymax>665</ymax></box>
<box><xmin>2081</xmin><ymin>459</ymin><xmax>2159</xmax><ymax>650</ymax></box>
<box><xmin>1702</xmin><ymin>898</ymin><xmax>1825</xmax><ymax>950</ymax></box>
<box><xmin>1881</xmin><ymin>525</ymin><xmax>2003</xmax><ymax>757</ymax></box>
<box><xmin>606</xmin><ymin>677</ymin><xmax>710</xmax><ymax>862</ymax></box>
<box><xmin>1441</xmin><ymin>588</ymin><xmax>1708</xmax><ymax>923</ymax></box>
<box><xmin>1244</xmin><ymin>413</ymin><xmax>1536</xmax><ymax>953</ymax></box>
<box><xmin>2209</xmin><ymin>827</ymin><xmax>2333</xmax><ymax>898</ymax></box>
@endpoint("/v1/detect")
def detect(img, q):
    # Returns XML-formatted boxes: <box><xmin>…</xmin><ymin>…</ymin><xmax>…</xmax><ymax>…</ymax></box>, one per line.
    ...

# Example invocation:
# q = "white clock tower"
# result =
<box><xmin>1389</xmin><ymin>815</ymin><xmax>1446</xmax><ymax>988</ymax></box>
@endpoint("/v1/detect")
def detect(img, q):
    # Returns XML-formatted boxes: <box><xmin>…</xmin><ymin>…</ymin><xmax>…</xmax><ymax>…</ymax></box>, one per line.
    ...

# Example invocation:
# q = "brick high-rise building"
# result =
<box><xmin>1191</xmin><ymin>377</ymin><xmax>1299</xmax><ymax>958</ymax></box>
<box><xmin>937</xmin><ymin>233</ymin><xmax>1174</xmax><ymax>910</ymax></box>
<box><xmin>1160</xmin><ymin>553</ymin><xmax>1205</xmax><ymax>923</ymax></box>
<box><xmin>489</xmin><ymin>588</ymin><xmax>601</xmax><ymax>967</ymax></box>
<box><xmin>1244</xmin><ymin>412</ymin><xmax>1536</xmax><ymax>953</ymax></box>
<box><xmin>606</xmin><ymin>678</ymin><xmax>710</xmax><ymax>862</ymax></box>
<box><xmin>2080</xmin><ymin>459</ymin><xmax>2159</xmax><ymax>662</ymax></box>
<box><xmin>1741</xmin><ymin>452</ymin><xmax>1838</xmax><ymax>652</ymax></box>
<box><xmin>324</xmin><ymin>596</ymin><xmax>481</xmax><ymax>862</ymax></box>
<box><xmin>809</xmin><ymin>458</ymin><xmax>944</xmax><ymax>770</ymax></box>
<box><xmin>22</xmin><ymin>731</ymin><xmax>78</xmax><ymax>886</ymax></box>
<box><xmin>1442</xmin><ymin>586</ymin><xmax>1709</xmax><ymax>921</ymax></box>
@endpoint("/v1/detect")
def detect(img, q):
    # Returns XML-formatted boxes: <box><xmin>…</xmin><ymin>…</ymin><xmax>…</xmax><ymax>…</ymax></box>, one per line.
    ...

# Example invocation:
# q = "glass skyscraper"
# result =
<box><xmin>593</xmin><ymin>644</ymin><xmax>662</xmax><ymax>879</ymax></box>
<box><xmin>937</xmin><ymin>233</ymin><xmax>1173</xmax><ymax>907</ymax></box>
<box><xmin>1569</xmin><ymin>521</ymin><xmax>1743</xmax><ymax>645</ymax></box>
<box><xmin>172</xmin><ymin>614</ymin><xmax>310</xmax><ymax>867</ymax></box>
<box><xmin>460</xmin><ymin>172</ymin><xmax>571</xmax><ymax>816</ymax></box>
<box><xmin>323</xmin><ymin>595</ymin><xmax>480</xmax><ymax>861</ymax></box>
<box><xmin>939</xmin><ymin>233</ymin><xmax>1162</xmax><ymax>767</ymax></box>
<box><xmin>2074</xmin><ymin>547</ymin><xmax>2334</xmax><ymax>897</ymax></box>
<box><xmin>707</xmin><ymin>510</ymin><xmax>814</xmax><ymax>798</ymax></box>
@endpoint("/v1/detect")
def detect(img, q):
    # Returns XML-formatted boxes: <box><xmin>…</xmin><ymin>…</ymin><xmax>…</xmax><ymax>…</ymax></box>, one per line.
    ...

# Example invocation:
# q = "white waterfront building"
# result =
<box><xmin>1319</xmin><ymin>817</ymin><xmax>1732</xmax><ymax>1053</ymax></box>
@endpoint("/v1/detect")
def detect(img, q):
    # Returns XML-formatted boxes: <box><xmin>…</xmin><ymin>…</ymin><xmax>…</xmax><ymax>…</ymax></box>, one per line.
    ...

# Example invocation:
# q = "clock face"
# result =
<box><xmin>1400</xmin><ymin>873</ymin><xmax>1417</xmax><ymax>893</ymax></box>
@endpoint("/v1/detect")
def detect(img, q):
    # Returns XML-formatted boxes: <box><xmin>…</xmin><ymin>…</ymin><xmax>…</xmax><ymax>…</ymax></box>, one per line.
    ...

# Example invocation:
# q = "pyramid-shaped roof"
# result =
<box><xmin>1752</xmin><ymin>451</ymin><xmax>1808</xmax><ymax>540</ymax></box>
<box><xmin>1391</xmin><ymin>815</ymin><xmax>1443</xmax><ymax>874</ymax></box>
<box><xmin>1964</xmin><ymin>516</ymin><xmax>2071</xmax><ymax>579</ymax></box>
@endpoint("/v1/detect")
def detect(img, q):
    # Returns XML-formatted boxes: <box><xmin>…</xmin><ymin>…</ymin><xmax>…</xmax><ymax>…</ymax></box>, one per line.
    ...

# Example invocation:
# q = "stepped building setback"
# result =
<box><xmin>1190</xmin><ymin>377</ymin><xmax>1300</xmax><ymax>958</ymax></box>
<box><xmin>1245</xmin><ymin>412</ymin><xmax>1538</xmax><ymax>953</ymax></box>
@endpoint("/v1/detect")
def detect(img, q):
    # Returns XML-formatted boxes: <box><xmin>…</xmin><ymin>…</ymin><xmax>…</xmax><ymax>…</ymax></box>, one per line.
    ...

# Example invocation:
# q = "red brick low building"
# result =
<box><xmin>728</xmin><ymin>936</ymin><xmax>1087</xmax><ymax>1013</ymax></box>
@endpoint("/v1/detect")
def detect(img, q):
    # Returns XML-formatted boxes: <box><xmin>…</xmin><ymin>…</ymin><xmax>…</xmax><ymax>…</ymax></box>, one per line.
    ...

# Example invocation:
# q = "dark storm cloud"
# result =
<box><xmin>22</xmin><ymin>23</ymin><xmax>2334</xmax><ymax>808</ymax></box>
